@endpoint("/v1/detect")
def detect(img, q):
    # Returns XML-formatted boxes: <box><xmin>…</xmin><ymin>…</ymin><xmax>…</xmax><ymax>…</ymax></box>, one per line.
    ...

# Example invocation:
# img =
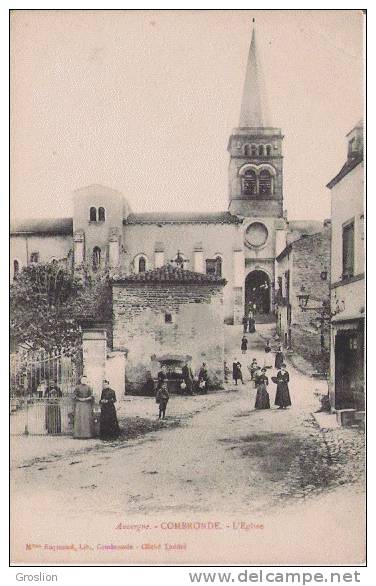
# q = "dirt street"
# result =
<box><xmin>11</xmin><ymin>328</ymin><xmax>365</xmax><ymax>565</ymax></box>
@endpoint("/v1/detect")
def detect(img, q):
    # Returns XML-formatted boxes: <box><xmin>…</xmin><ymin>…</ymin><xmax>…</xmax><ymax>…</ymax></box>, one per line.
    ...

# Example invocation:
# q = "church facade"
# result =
<box><xmin>11</xmin><ymin>29</ymin><xmax>293</xmax><ymax>325</ymax></box>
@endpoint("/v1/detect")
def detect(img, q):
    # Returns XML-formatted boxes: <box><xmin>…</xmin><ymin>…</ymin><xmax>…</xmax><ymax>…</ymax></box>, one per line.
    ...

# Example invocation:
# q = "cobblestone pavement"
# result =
<box><xmin>11</xmin><ymin>326</ymin><xmax>365</xmax><ymax>564</ymax></box>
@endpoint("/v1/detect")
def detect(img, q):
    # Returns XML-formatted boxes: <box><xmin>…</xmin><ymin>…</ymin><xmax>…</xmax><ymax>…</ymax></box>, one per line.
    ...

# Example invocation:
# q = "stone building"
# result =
<box><xmin>275</xmin><ymin>222</ymin><xmax>331</xmax><ymax>372</ymax></box>
<box><xmin>111</xmin><ymin>264</ymin><xmax>226</xmax><ymax>388</ymax></box>
<box><xmin>327</xmin><ymin>121</ymin><xmax>364</xmax><ymax>412</ymax></box>
<box><xmin>11</xmin><ymin>28</ymin><xmax>298</xmax><ymax>327</ymax></box>
<box><xmin>11</xmin><ymin>26</ymin><xmax>326</xmax><ymax>392</ymax></box>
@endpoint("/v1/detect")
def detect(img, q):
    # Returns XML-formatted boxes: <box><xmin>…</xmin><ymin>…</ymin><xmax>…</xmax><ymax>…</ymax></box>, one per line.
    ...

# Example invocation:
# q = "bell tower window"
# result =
<box><xmin>242</xmin><ymin>169</ymin><xmax>257</xmax><ymax>196</ymax></box>
<box><xmin>90</xmin><ymin>207</ymin><xmax>97</xmax><ymax>222</ymax></box>
<box><xmin>259</xmin><ymin>169</ymin><xmax>273</xmax><ymax>195</ymax></box>
<box><xmin>98</xmin><ymin>207</ymin><xmax>106</xmax><ymax>222</ymax></box>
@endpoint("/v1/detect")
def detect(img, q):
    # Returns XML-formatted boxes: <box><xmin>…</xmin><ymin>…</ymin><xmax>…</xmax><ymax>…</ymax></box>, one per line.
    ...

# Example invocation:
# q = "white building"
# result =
<box><xmin>327</xmin><ymin>121</ymin><xmax>364</xmax><ymax>411</ymax></box>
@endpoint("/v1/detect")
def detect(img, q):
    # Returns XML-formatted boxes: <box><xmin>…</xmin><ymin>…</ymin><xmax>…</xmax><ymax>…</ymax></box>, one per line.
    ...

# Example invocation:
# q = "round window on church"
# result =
<box><xmin>245</xmin><ymin>222</ymin><xmax>268</xmax><ymax>249</ymax></box>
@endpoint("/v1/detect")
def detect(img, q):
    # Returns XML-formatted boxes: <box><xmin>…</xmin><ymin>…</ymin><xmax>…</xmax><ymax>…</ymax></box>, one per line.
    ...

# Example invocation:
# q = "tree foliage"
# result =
<box><xmin>10</xmin><ymin>262</ymin><xmax>112</xmax><ymax>353</ymax></box>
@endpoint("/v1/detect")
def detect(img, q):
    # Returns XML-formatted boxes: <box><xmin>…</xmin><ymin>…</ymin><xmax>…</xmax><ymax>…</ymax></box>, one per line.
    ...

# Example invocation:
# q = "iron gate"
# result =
<box><xmin>10</xmin><ymin>348</ymin><xmax>82</xmax><ymax>435</ymax></box>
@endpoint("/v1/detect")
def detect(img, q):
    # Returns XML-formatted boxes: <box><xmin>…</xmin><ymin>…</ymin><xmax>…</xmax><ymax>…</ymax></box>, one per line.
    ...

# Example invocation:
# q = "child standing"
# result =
<box><xmin>156</xmin><ymin>382</ymin><xmax>170</xmax><ymax>419</ymax></box>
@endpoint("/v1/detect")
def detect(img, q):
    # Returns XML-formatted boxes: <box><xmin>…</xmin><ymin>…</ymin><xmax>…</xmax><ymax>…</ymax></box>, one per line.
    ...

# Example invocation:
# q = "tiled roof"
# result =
<box><xmin>11</xmin><ymin>217</ymin><xmax>73</xmax><ymax>235</ymax></box>
<box><xmin>125</xmin><ymin>211</ymin><xmax>242</xmax><ymax>225</ymax></box>
<box><xmin>111</xmin><ymin>264</ymin><xmax>227</xmax><ymax>285</ymax></box>
<box><xmin>326</xmin><ymin>155</ymin><xmax>363</xmax><ymax>189</ymax></box>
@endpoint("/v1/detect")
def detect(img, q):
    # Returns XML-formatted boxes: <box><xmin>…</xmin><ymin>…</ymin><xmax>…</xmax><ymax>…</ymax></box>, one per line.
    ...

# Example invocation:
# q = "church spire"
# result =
<box><xmin>239</xmin><ymin>27</ymin><xmax>270</xmax><ymax>127</ymax></box>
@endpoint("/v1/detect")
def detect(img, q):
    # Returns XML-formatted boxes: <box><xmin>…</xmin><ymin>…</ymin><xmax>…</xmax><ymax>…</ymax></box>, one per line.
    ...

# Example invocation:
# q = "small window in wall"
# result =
<box><xmin>139</xmin><ymin>257</ymin><xmax>146</xmax><ymax>273</ymax></box>
<box><xmin>30</xmin><ymin>252</ymin><xmax>39</xmax><ymax>264</ymax></box>
<box><xmin>342</xmin><ymin>221</ymin><xmax>354</xmax><ymax>279</ymax></box>
<box><xmin>266</xmin><ymin>145</ymin><xmax>272</xmax><ymax>156</ymax></box>
<box><xmin>349</xmin><ymin>336</ymin><xmax>358</xmax><ymax>350</ymax></box>
<box><xmin>98</xmin><ymin>207</ymin><xmax>106</xmax><ymax>222</ymax></box>
<box><xmin>360</xmin><ymin>214</ymin><xmax>364</xmax><ymax>240</ymax></box>
<box><xmin>92</xmin><ymin>246</ymin><xmax>101</xmax><ymax>271</ymax></box>
<box><xmin>206</xmin><ymin>256</ymin><xmax>222</xmax><ymax>277</ymax></box>
<box><xmin>165</xmin><ymin>312</ymin><xmax>172</xmax><ymax>323</ymax></box>
<box><xmin>258</xmin><ymin>145</ymin><xmax>264</xmax><ymax>156</ymax></box>
<box><xmin>244</xmin><ymin>144</ymin><xmax>251</xmax><ymax>156</ymax></box>
<box><xmin>251</xmin><ymin>144</ymin><xmax>257</xmax><ymax>156</ymax></box>
<box><xmin>13</xmin><ymin>259</ymin><xmax>19</xmax><ymax>277</ymax></box>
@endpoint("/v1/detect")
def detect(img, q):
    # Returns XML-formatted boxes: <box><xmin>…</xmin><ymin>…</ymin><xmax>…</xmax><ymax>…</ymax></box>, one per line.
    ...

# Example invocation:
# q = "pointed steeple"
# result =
<box><xmin>239</xmin><ymin>28</ymin><xmax>270</xmax><ymax>127</ymax></box>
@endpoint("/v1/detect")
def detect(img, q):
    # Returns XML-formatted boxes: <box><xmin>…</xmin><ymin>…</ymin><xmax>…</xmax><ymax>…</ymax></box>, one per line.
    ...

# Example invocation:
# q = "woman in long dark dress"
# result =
<box><xmin>44</xmin><ymin>382</ymin><xmax>63</xmax><ymax>434</ymax></box>
<box><xmin>99</xmin><ymin>379</ymin><xmax>120</xmax><ymax>440</ymax></box>
<box><xmin>248</xmin><ymin>317</ymin><xmax>256</xmax><ymax>333</ymax></box>
<box><xmin>73</xmin><ymin>376</ymin><xmax>94</xmax><ymax>439</ymax></box>
<box><xmin>232</xmin><ymin>360</ymin><xmax>243</xmax><ymax>385</ymax></box>
<box><xmin>241</xmin><ymin>336</ymin><xmax>248</xmax><ymax>354</ymax></box>
<box><xmin>254</xmin><ymin>368</ymin><xmax>270</xmax><ymax>409</ymax></box>
<box><xmin>275</xmin><ymin>346</ymin><xmax>285</xmax><ymax>369</ymax></box>
<box><xmin>272</xmin><ymin>364</ymin><xmax>291</xmax><ymax>409</ymax></box>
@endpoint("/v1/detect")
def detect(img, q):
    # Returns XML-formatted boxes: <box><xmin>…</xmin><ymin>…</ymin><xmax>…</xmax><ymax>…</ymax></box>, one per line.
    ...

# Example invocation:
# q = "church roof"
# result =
<box><xmin>111</xmin><ymin>264</ymin><xmax>227</xmax><ymax>285</ymax></box>
<box><xmin>125</xmin><ymin>211</ymin><xmax>242</xmax><ymax>225</ymax></box>
<box><xmin>239</xmin><ymin>28</ymin><xmax>271</xmax><ymax>127</ymax></box>
<box><xmin>10</xmin><ymin>217</ymin><xmax>73</xmax><ymax>235</ymax></box>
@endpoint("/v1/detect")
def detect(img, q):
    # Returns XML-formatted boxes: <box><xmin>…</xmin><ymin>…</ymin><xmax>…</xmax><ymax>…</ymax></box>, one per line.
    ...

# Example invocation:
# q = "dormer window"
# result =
<box><xmin>348</xmin><ymin>137</ymin><xmax>357</xmax><ymax>158</ymax></box>
<box><xmin>90</xmin><ymin>207</ymin><xmax>97</xmax><ymax>222</ymax></box>
<box><xmin>98</xmin><ymin>207</ymin><xmax>106</xmax><ymax>222</ymax></box>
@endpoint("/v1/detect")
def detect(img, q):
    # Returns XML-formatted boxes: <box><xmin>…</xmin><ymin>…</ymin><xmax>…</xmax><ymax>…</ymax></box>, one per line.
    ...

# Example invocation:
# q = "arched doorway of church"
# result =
<box><xmin>245</xmin><ymin>270</ymin><xmax>271</xmax><ymax>318</ymax></box>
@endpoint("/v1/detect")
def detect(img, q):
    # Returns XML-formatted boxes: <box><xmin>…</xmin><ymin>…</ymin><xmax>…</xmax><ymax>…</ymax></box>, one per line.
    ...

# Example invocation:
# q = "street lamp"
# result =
<box><xmin>296</xmin><ymin>285</ymin><xmax>331</xmax><ymax>351</ymax></box>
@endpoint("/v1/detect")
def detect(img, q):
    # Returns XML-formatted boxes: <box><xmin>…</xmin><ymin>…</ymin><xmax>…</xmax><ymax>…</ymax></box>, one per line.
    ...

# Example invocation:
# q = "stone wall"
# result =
<box><xmin>112</xmin><ymin>282</ymin><xmax>225</xmax><ymax>391</ymax></box>
<box><xmin>276</xmin><ymin>226</ymin><xmax>331</xmax><ymax>373</ymax></box>
<box><xmin>122</xmin><ymin>222</ymin><xmax>242</xmax><ymax>322</ymax></box>
<box><xmin>290</xmin><ymin>229</ymin><xmax>331</xmax><ymax>372</ymax></box>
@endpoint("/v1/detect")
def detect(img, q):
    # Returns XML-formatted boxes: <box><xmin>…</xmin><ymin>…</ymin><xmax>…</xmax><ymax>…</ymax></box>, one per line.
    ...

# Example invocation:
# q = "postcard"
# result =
<box><xmin>10</xmin><ymin>9</ymin><xmax>365</xmax><ymax>565</ymax></box>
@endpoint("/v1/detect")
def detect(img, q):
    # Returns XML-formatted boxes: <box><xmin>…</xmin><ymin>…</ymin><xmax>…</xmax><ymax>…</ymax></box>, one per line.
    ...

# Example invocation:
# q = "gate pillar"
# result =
<box><xmin>82</xmin><ymin>329</ymin><xmax>107</xmax><ymax>400</ymax></box>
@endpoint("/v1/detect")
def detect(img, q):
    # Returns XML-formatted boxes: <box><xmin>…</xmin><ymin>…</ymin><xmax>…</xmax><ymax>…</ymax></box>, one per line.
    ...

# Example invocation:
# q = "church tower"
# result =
<box><xmin>228</xmin><ymin>29</ymin><xmax>283</xmax><ymax>218</ymax></box>
<box><xmin>228</xmin><ymin>27</ymin><xmax>286</xmax><ymax>321</ymax></box>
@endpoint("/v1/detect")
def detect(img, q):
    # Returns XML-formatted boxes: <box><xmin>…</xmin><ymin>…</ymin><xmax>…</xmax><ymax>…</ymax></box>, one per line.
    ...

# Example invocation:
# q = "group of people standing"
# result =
<box><xmin>231</xmin><ymin>340</ymin><xmax>292</xmax><ymax>411</ymax></box>
<box><xmin>242</xmin><ymin>313</ymin><xmax>256</xmax><ymax>334</ymax></box>
<box><xmin>155</xmin><ymin>361</ymin><xmax>210</xmax><ymax>419</ymax></box>
<box><xmin>73</xmin><ymin>377</ymin><xmax>120</xmax><ymax>440</ymax></box>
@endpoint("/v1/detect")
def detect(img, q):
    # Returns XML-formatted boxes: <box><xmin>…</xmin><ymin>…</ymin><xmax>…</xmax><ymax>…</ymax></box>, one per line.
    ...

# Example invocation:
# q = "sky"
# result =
<box><xmin>10</xmin><ymin>9</ymin><xmax>364</xmax><ymax>222</ymax></box>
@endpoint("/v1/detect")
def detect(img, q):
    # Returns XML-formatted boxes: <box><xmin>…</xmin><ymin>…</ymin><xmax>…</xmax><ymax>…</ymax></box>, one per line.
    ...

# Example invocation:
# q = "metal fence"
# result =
<box><xmin>10</xmin><ymin>348</ymin><xmax>82</xmax><ymax>436</ymax></box>
<box><xmin>10</xmin><ymin>396</ymin><xmax>75</xmax><ymax>436</ymax></box>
